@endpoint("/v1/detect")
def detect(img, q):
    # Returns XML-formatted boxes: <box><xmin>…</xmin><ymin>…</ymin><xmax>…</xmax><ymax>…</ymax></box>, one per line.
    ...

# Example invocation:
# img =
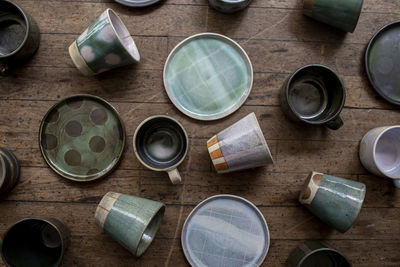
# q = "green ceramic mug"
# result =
<box><xmin>69</xmin><ymin>8</ymin><xmax>140</xmax><ymax>76</ymax></box>
<box><xmin>299</xmin><ymin>172</ymin><xmax>366</xmax><ymax>233</ymax></box>
<box><xmin>1</xmin><ymin>218</ymin><xmax>69</xmax><ymax>267</ymax></box>
<box><xmin>287</xmin><ymin>241</ymin><xmax>352</xmax><ymax>267</ymax></box>
<box><xmin>94</xmin><ymin>192</ymin><xmax>166</xmax><ymax>257</ymax></box>
<box><xmin>0</xmin><ymin>147</ymin><xmax>20</xmax><ymax>196</ymax></box>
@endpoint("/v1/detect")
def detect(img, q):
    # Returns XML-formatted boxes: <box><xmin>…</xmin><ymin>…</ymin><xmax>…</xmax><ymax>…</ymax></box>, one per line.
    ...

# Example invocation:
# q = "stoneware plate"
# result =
<box><xmin>164</xmin><ymin>33</ymin><xmax>253</xmax><ymax>121</ymax></box>
<box><xmin>181</xmin><ymin>195</ymin><xmax>270</xmax><ymax>266</ymax></box>
<box><xmin>114</xmin><ymin>0</ymin><xmax>162</xmax><ymax>7</ymax></box>
<box><xmin>39</xmin><ymin>95</ymin><xmax>125</xmax><ymax>182</ymax></box>
<box><xmin>366</xmin><ymin>21</ymin><xmax>400</xmax><ymax>105</ymax></box>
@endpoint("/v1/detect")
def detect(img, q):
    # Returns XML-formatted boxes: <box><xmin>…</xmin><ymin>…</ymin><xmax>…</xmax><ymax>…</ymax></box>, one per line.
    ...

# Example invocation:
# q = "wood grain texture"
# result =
<box><xmin>0</xmin><ymin>0</ymin><xmax>399</xmax><ymax>266</ymax></box>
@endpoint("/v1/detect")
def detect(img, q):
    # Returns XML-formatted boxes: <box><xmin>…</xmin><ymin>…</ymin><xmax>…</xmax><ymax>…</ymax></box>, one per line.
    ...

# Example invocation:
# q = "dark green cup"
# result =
<box><xmin>287</xmin><ymin>241</ymin><xmax>352</xmax><ymax>267</ymax></box>
<box><xmin>1</xmin><ymin>218</ymin><xmax>69</xmax><ymax>267</ymax></box>
<box><xmin>303</xmin><ymin>0</ymin><xmax>363</xmax><ymax>33</ymax></box>
<box><xmin>0</xmin><ymin>147</ymin><xmax>20</xmax><ymax>196</ymax></box>
<box><xmin>0</xmin><ymin>0</ymin><xmax>40</xmax><ymax>75</ymax></box>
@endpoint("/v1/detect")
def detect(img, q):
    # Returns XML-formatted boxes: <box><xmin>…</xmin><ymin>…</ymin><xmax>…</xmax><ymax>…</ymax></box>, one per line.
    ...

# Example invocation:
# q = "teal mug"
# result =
<box><xmin>69</xmin><ymin>9</ymin><xmax>140</xmax><ymax>76</ymax></box>
<box><xmin>94</xmin><ymin>192</ymin><xmax>165</xmax><ymax>257</ymax></box>
<box><xmin>299</xmin><ymin>172</ymin><xmax>366</xmax><ymax>233</ymax></box>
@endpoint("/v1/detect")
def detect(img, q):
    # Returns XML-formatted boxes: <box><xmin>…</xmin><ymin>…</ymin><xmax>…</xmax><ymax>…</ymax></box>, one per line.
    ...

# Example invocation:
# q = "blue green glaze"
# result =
<box><xmin>308</xmin><ymin>174</ymin><xmax>365</xmax><ymax>233</ymax></box>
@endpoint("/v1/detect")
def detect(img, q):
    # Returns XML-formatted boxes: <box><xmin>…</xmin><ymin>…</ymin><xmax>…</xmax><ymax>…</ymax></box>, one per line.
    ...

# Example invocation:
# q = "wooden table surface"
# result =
<box><xmin>1</xmin><ymin>0</ymin><xmax>400</xmax><ymax>266</ymax></box>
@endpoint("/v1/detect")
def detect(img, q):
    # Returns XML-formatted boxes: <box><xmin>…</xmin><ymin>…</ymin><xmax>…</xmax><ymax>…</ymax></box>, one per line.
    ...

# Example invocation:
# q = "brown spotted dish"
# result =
<box><xmin>39</xmin><ymin>95</ymin><xmax>125</xmax><ymax>182</ymax></box>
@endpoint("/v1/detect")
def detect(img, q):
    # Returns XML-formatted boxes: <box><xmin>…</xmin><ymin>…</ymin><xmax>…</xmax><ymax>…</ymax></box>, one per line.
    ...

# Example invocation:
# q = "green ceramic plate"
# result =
<box><xmin>164</xmin><ymin>33</ymin><xmax>253</xmax><ymax>121</ymax></box>
<box><xmin>39</xmin><ymin>95</ymin><xmax>125</xmax><ymax>182</ymax></box>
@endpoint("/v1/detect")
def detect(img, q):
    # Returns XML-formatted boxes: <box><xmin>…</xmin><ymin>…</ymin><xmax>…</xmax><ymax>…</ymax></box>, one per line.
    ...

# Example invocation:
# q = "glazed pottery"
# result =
<box><xmin>207</xmin><ymin>112</ymin><xmax>273</xmax><ymax>173</ymax></box>
<box><xmin>114</xmin><ymin>0</ymin><xmax>162</xmax><ymax>7</ymax></box>
<box><xmin>164</xmin><ymin>33</ymin><xmax>253</xmax><ymax>121</ymax></box>
<box><xmin>133</xmin><ymin>115</ymin><xmax>188</xmax><ymax>184</ymax></box>
<box><xmin>287</xmin><ymin>241</ymin><xmax>352</xmax><ymax>267</ymax></box>
<box><xmin>0</xmin><ymin>0</ymin><xmax>40</xmax><ymax>75</ymax></box>
<box><xmin>299</xmin><ymin>172</ymin><xmax>366</xmax><ymax>233</ymax></box>
<box><xmin>0</xmin><ymin>147</ymin><xmax>20</xmax><ymax>195</ymax></box>
<box><xmin>1</xmin><ymin>218</ymin><xmax>69</xmax><ymax>267</ymax></box>
<box><xmin>280</xmin><ymin>64</ymin><xmax>346</xmax><ymax>130</ymax></box>
<box><xmin>182</xmin><ymin>194</ymin><xmax>270</xmax><ymax>266</ymax></box>
<box><xmin>39</xmin><ymin>95</ymin><xmax>125</xmax><ymax>182</ymax></box>
<box><xmin>94</xmin><ymin>192</ymin><xmax>165</xmax><ymax>257</ymax></box>
<box><xmin>365</xmin><ymin>21</ymin><xmax>400</xmax><ymax>105</ymax></box>
<box><xmin>303</xmin><ymin>0</ymin><xmax>363</xmax><ymax>33</ymax></box>
<box><xmin>360</xmin><ymin>126</ymin><xmax>400</xmax><ymax>188</ymax></box>
<box><xmin>69</xmin><ymin>8</ymin><xmax>140</xmax><ymax>76</ymax></box>
<box><xmin>208</xmin><ymin>0</ymin><xmax>252</xmax><ymax>13</ymax></box>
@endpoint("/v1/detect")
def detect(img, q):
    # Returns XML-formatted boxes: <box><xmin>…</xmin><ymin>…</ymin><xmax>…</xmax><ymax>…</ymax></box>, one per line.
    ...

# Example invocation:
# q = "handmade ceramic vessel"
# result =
<box><xmin>1</xmin><ymin>218</ymin><xmax>69</xmax><ymax>267</ymax></box>
<box><xmin>114</xmin><ymin>0</ymin><xmax>162</xmax><ymax>7</ymax></box>
<box><xmin>303</xmin><ymin>0</ymin><xmax>363</xmax><ymax>33</ymax></box>
<box><xmin>39</xmin><ymin>95</ymin><xmax>126</xmax><ymax>182</ymax></box>
<box><xmin>182</xmin><ymin>195</ymin><xmax>270</xmax><ymax>266</ymax></box>
<box><xmin>0</xmin><ymin>147</ymin><xmax>20</xmax><ymax>196</ymax></box>
<box><xmin>208</xmin><ymin>0</ymin><xmax>252</xmax><ymax>13</ymax></box>
<box><xmin>207</xmin><ymin>113</ymin><xmax>273</xmax><ymax>173</ymax></box>
<box><xmin>299</xmin><ymin>172</ymin><xmax>366</xmax><ymax>233</ymax></box>
<box><xmin>133</xmin><ymin>115</ymin><xmax>189</xmax><ymax>184</ymax></box>
<box><xmin>360</xmin><ymin>126</ymin><xmax>400</xmax><ymax>188</ymax></box>
<box><xmin>95</xmin><ymin>192</ymin><xmax>165</xmax><ymax>257</ymax></box>
<box><xmin>280</xmin><ymin>64</ymin><xmax>346</xmax><ymax>130</ymax></box>
<box><xmin>0</xmin><ymin>0</ymin><xmax>40</xmax><ymax>75</ymax></box>
<box><xmin>287</xmin><ymin>241</ymin><xmax>352</xmax><ymax>267</ymax></box>
<box><xmin>69</xmin><ymin>8</ymin><xmax>140</xmax><ymax>76</ymax></box>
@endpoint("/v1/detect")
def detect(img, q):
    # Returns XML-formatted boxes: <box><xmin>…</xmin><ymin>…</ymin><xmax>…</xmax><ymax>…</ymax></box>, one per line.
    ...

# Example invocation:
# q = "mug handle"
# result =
<box><xmin>167</xmin><ymin>168</ymin><xmax>182</xmax><ymax>184</ymax></box>
<box><xmin>0</xmin><ymin>61</ymin><xmax>9</xmax><ymax>76</ymax></box>
<box><xmin>325</xmin><ymin>116</ymin><xmax>343</xmax><ymax>130</ymax></box>
<box><xmin>393</xmin><ymin>179</ymin><xmax>400</xmax><ymax>189</ymax></box>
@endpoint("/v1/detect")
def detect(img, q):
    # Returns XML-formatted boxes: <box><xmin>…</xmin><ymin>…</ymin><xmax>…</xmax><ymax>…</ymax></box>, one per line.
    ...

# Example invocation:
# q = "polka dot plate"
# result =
<box><xmin>181</xmin><ymin>195</ymin><xmax>270</xmax><ymax>267</ymax></box>
<box><xmin>39</xmin><ymin>95</ymin><xmax>125</xmax><ymax>182</ymax></box>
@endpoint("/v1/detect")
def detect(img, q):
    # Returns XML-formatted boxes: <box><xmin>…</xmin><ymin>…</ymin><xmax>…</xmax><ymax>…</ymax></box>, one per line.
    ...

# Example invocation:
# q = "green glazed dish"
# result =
<box><xmin>164</xmin><ymin>33</ymin><xmax>253</xmax><ymax>121</ymax></box>
<box><xmin>39</xmin><ymin>95</ymin><xmax>125</xmax><ymax>182</ymax></box>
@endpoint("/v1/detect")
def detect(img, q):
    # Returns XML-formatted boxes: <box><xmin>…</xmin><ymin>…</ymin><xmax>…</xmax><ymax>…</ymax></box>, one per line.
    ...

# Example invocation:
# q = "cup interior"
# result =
<box><xmin>136</xmin><ymin>205</ymin><xmax>165</xmax><ymax>256</ymax></box>
<box><xmin>375</xmin><ymin>127</ymin><xmax>400</xmax><ymax>178</ymax></box>
<box><xmin>0</xmin><ymin>1</ymin><xmax>27</xmax><ymax>57</ymax></box>
<box><xmin>135</xmin><ymin>117</ymin><xmax>188</xmax><ymax>170</ymax></box>
<box><xmin>287</xmin><ymin>66</ymin><xmax>344</xmax><ymax>123</ymax></box>
<box><xmin>300</xmin><ymin>249</ymin><xmax>351</xmax><ymax>267</ymax></box>
<box><xmin>107</xmin><ymin>9</ymin><xmax>140</xmax><ymax>62</ymax></box>
<box><xmin>2</xmin><ymin>219</ymin><xmax>63</xmax><ymax>267</ymax></box>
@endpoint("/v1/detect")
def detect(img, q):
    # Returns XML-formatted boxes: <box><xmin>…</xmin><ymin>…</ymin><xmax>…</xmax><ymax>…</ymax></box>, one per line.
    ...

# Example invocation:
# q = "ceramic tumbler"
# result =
<box><xmin>280</xmin><ymin>64</ymin><xmax>346</xmax><ymax>130</ymax></box>
<box><xmin>360</xmin><ymin>126</ymin><xmax>400</xmax><ymax>188</ymax></box>
<box><xmin>287</xmin><ymin>241</ymin><xmax>352</xmax><ymax>267</ymax></box>
<box><xmin>0</xmin><ymin>0</ymin><xmax>40</xmax><ymax>75</ymax></box>
<box><xmin>1</xmin><ymin>218</ymin><xmax>69</xmax><ymax>267</ymax></box>
<box><xmin>69</xmin><ymin>8</ymin><xmax>140</xmax><ymax>76</ymax></box>
<box><xmin>299</xmin><ymin>172</ymin><xmax>366</xmax><ymax>233</ymax></box>
<box><xmin>133</xmin><ymin>115</ymin><xmax>189</xmax><ymax>184</ymax></box>
<box><xmin>0</xmin><ymin>147</ymin><xmax>20</xmax><ymax>196</ymax></box>
<box><xmin>303</xmin><ymin>0</ymin><xmax>363</xmax><ymax>33</ymax></box>
<box><xmin>95</xmin><ymin>192</ymin><xmax>165</xmax><ymax>257</ymax></box>
<box><xmin>208</xmin><ymin>0</ymin><xmax>252</xmax><ymax>13</ymax></box>
<box><xmin>207</xmin><ymin>112</ymin><xmax>273</xmax><ymax>173</ymax></box>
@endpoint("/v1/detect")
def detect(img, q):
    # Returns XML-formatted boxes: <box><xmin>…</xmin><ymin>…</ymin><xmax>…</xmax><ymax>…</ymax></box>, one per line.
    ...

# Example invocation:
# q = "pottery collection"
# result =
<box><xmin>1</xmin><ymin>0</ymin><xmax>398</xmax><ymax>266</ymax></box>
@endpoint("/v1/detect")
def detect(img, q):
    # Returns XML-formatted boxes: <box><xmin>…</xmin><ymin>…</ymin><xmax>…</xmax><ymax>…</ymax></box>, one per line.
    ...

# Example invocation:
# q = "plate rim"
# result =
<box><xmin>163</xmin><ymin>32</ymin><xmax>254</xmax><ymax>121</ymax></box>
<box><xmin>365</xmin><ymin>20</ymin><xmax>400</xmax><ymax>106</ymax></box>
<box><xmin>38</xmin><ymin>94</ymin><xmax>126</xmax><ymax>182</ymax></box>
<box><xmin>181</xmin><ymin>194</ymin><xmax>270</xmax><ymax>266</ymax></box>
<box><xmin>114</xmin><ymin>0</ymin><xmax>162</xmax><ymax>7</ymax></box>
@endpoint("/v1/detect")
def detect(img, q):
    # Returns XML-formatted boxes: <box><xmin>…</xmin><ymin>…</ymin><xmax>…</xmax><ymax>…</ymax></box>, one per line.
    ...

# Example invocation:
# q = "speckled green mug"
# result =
<box><xmin>94</xmin><ymin>192</ymin><xmax>165</xmax><ymax>257</ymax></box>
<box><xmin>299</xmin><ymin>172</ymin><xmax>366</xmax><ymax>233</ymax></box>
<box><xmin>69</xmin><ymin>9</ymin><xmax>140</xmax><ymax>76</ymax></box>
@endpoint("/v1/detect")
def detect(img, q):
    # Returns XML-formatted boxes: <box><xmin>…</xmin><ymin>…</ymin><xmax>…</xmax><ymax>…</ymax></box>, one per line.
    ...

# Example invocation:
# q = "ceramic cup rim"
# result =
<box><xmin>133</xmin><ymin>115</ymin><xmax>189</xmax><ymax>172</ymax></box>
<box><xmin>114</xmin><ymin>0</ymin><xmax>162</xmax><ymax>7</ymax></box>
<box><xmin>0</xmin><ymin>154</ymin><xmax>7</xmax><ymax>189</ymax></box>
<box><xmin>284</xmin><ymin>64</ymin><xmax>346</xmax><ymax>124</ymax></box>
<box><xmin>296</xmin><ymin>245</ymin><xmax>352</xmax><ymax>267</ymax></box>
<box><xmin>38</xmin><ymin>94</ymin><xmax>126</xmax><ymax>182</ymax></box>
<box><xmin>163</xmin><ymin>32</ymin><xmax>254</xmax><ymax>121</ymax></box>
<box><xmin>0</xmin><ymin>0</ymin><xmax>30</xmax><ymax>59</ymax></box>
<box><xmin>371</xmin><ymin>126</ymin><xmax>400</xmax><ymax>179</ymax></box>
<box><xmin>1</xmin><ymin>218</ymin><xmax>66</xmax><ymax>267</ymax></box>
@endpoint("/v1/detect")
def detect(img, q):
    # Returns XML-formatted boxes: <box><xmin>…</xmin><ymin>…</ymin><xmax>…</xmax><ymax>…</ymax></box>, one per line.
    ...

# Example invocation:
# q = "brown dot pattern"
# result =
<box><xmin>302</xmin><ymin>187</ymin><xmax>311</xmax><ymax>200</ymax></box>
<box><xmin>89</xmin><ymin>136</ymin><xmax>106</xmax><ymax>153</ymax></box>
<box><xmin>64</xmin><ymin>149</ymin><xmax>81</xmax><ymax>166</ymax></box>
<box><xmin>90</xmin><ymin>108</ymin><xmax>107</xmax><ymax>125</ymax></box>
<box><xmin>42</xmin><ymin>134</ymin><xmax>58</xmax><ymax>150</ymax></box>
<box><xmin>45</xmin><ymin>110</ymin><xmax>60</xmax><ymax>123</ymax></box>
<box><xmin>65</xmin><ymin>99</ymin><xmax>83</xmax><ymax>109</ymax></box>
<box><xmin>87</xmin><ymin>169</ymin><xmax>100</xmax><ymax>175</ymax></box>
<box><xmin>312</xmin><ymin>173</ymin><xmax>324</xmax><ymax>186</ymax></box>
<box><xmin>65</xmin><ymin>121</ymin><xmax>82</xmax><ymax>137</ymax></box>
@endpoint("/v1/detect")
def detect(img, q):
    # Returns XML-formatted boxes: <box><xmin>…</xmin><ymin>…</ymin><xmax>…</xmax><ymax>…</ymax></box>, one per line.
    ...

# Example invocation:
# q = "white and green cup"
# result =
<box><xmin>69</xmin><ymin>9</ymin><xmax>140</xmax><ymax>76</ymax></box>
<box><xmin>94</xmin><ymin>192</ymin><xmax>165</xmax><ymax>257</ymax></box>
